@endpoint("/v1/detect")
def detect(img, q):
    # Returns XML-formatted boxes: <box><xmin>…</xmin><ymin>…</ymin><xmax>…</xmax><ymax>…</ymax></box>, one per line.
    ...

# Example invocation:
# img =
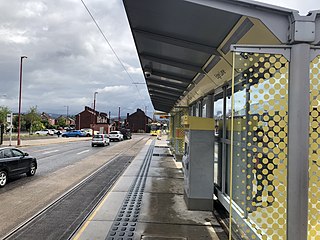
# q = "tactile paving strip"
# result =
<box><xmin>105</xmin><ymin>140</ymin><xmax>155</xmax><ymax>240</ymax></box>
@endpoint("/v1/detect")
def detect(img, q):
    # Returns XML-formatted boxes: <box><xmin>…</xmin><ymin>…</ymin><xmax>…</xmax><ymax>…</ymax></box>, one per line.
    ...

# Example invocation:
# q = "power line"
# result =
<box><xmin>79</xmin><ymin>0</ymin><xmax>144</xmax><ymax>99</ymax></box>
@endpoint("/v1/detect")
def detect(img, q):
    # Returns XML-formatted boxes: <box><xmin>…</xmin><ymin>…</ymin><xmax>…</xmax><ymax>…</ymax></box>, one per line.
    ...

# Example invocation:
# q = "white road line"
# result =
<box><xmin>34</xmin><ymin>147</ymin><xmax>57</xmax><ymax>153</ymax></box>
<box><xmin>42</xmin><ymin>150</ymin><xmax>59</xmax><ymax>154</ymax></box>
<box><xmin>77</xmin><ymin>150</ymin><xmax>90</xmax><ymax>155</ymax></box>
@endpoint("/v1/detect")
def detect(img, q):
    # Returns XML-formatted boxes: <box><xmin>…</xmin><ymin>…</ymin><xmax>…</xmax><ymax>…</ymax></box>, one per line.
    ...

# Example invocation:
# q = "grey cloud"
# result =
<box><xmin>0</xmin><ymin>0</ymin><xmax>152</xmax><ymax>116</ymax></box>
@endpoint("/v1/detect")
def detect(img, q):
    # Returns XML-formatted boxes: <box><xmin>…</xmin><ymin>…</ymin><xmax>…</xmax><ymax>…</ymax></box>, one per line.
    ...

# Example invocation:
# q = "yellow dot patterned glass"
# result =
<box><xmin>232</xmin><ymin>52</ymin><xmax>288</xmax><ymax>239</ymax></box>
<box><xmin>308</xmin><ymin>56</ymin><xmax>320</xmax><ymax>239</ymax></box>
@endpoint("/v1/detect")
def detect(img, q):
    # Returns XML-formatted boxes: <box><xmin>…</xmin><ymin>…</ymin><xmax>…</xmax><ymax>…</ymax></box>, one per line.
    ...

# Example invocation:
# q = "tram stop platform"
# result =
<box><xmin>73</xmin><ymin>136</ymin><xmax>227</xmax><ymax>240</ymax></box>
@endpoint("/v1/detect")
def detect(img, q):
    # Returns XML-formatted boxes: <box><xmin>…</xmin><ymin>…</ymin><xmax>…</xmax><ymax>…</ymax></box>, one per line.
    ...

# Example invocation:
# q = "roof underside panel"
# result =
<box><xmin>124</xmin><ymin>0</ymin><xmax>241</xmax><ymax>112</ymax></box>
<box><xmin>126</xmin><ymin>0</ymin><xmax>241</xmax><ymax>46</ymax></box>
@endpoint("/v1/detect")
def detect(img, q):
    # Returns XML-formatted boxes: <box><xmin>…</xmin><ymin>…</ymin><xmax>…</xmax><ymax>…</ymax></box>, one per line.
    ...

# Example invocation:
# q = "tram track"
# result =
<box><xmin>2</xmin><ymin>137</ymin><xmax>148</xmax><ymax>240</ymax></box>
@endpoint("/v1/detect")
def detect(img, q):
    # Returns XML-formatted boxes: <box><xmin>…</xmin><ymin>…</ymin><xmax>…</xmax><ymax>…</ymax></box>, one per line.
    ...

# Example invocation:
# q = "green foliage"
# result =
<box><xmin>12</xmin><ymin>115</ymin><xmax>26</xmax><ymax>131</ymax></box>
<box><xmin>57</xmin><ymin>117</ymin><xmax>67</xmax><ymax>127</ymax></box>
<box><xmin>0</xmin><ymin>106</ymin><xmax>11</xmax><ymax>125</ymax></box>
<box><xmin>41</xmin><ymin>119</ymin><xmax>49</xmax><ymax>128</ymax></box>
<box><xmin>24</xmin><ymin>106</ymin><xmax>42</xmax><ymax>133</ymax></box>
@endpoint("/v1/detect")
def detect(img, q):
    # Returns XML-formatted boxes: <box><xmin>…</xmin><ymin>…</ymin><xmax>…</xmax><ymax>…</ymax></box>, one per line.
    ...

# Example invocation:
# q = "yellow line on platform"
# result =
<box><xmin>72</xmin><ymin>182</ymin><xmax>117</xmax><ymax>240</ymax></box>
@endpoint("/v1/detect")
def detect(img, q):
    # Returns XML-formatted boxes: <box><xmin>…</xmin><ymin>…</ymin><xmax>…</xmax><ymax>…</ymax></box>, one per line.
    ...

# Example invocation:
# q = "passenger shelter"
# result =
<box><xmin>123</xmin><ymin>0</ymin><xmax>320</xmax><ymax>239</ymax></box>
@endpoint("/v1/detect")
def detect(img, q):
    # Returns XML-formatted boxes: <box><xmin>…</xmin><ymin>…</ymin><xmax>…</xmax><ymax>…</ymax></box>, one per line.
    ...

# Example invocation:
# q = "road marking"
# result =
<box><xmin>42</xmin><ymin>150</ymin><xmax>59</xmax><ymax>154</ymax></box>
<box><xmin>77</xmin><ymin>150</ymin><xmax>90</xmax><ymax>155</ymax></box>
<box><xmin>33</xmin><ymin>147</ymin><xmax>57</xmax><ymax>153</ymax></box>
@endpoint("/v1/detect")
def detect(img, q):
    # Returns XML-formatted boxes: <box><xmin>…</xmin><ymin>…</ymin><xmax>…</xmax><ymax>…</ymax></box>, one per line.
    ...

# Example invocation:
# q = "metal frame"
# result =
<box><xmin>310</xmin><ymin>47</ymin><xmax>320</xmax><ymax>60</ymax></box>
<box><xmin>226</xmin><ymin>44</ymin><xmax>311</xmax><ymax>240</ymax></box>
<box><xmin>184</xmin><ymin>0</ymin><xmax>294</xmax><ymax>43</ymax></box>
<box><xmin>216</xmin><ymin>189</ymin><xmax>260</xmax><ymax>240</ymax></box>
<box><xmin>230</xmin><ymin>45</ymin><xmax>291</xmax><ymax>60</ymax></box>
<box><xmin>287</xmin><ymin>44</ymin><xmax>310</xmax><ymax>240</ymax></box>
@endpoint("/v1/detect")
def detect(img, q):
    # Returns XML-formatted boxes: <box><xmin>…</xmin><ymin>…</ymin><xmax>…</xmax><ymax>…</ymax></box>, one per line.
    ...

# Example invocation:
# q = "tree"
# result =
<box><xmin>0</xmin><ymin>106</ymin><xmax>11</xmax><ymax>125</ymax></box>
<box><xmin>57</xmin><ymin>117</ymin><xmax>67</xmax><ymax>128</ymax></box>
<box><xmin>13</xmin><ymin>115</ymin><xmax>26</xmax><ymax>132</ymax></box>
<box><xmin>24</xmin><ymin>106</ymin><xmax>42</xmax><ymax>134</ymax></box>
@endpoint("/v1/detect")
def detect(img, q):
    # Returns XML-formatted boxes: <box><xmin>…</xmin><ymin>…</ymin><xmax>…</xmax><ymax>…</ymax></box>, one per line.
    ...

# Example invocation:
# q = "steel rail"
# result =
<box><xmin>2</xmin><ymin>137</ymin><xmax>148</xmax><ymax>240</ymax></box>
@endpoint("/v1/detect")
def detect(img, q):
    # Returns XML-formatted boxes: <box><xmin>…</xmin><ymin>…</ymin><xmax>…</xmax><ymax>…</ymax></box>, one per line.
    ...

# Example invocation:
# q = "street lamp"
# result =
<box><xmin>17</xmin><ymin>56</ymin><xmax>27</xmax><ymax>146</ymax></box>
<box><xmin>92</xmin><ymin>92</ymin><xmax>98</xmax><ymax>135</ymax></box>
<box><xmin>93</xmin><ymin>92</ymin><xmax>98</xmax><ymax>111</ymax></box>
<box><xmin>64</xmin><ymin>105</ymin><xmax>69</xmax><ymax>127</ymax></box>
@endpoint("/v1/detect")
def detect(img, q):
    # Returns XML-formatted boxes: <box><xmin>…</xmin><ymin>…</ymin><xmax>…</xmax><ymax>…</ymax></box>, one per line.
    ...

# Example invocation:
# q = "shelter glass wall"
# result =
<box><xmin>213</xmin><ymin>52</ymin><xmax>289</xmax><ymax>239</ymax></box>
<box><xmin>214</xmin><ymin>96</ymin><xmax>224</xmax><ymax>187</ymax></box>
<box><xmin>169</xmin><ymin>109</ymin><xmax>187</xmax><ymax>157</ymax></box>
<box><xmin>309</xmin><ymin>55</ymin><xmax>320</xmax><ymax>239</ymax></box>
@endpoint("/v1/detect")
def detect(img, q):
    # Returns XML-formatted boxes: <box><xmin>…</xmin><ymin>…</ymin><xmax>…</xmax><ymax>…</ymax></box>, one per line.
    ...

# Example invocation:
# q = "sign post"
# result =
<box><xmin>7</xmin><ymin>113</ymin><xmax>13</xmax><ymax>146</ymax></box>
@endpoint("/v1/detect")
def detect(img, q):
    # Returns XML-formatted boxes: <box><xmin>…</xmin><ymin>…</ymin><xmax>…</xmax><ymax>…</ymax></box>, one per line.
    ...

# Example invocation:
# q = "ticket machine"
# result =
<box><xmin>182</xmin><ymin>115</ymin><xmax>214</xmax><ymax>211</ymax></box>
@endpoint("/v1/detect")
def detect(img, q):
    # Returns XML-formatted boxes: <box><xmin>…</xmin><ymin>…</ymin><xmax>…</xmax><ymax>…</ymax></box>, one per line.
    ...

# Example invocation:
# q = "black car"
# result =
<box><xmin>0</xmin><ymin>147</ymin><xmax>37</xmax><ymax>187</ymax></box>
<box><xmin>120</xmin><ymin>128</ymin><xmax>132</xmax><ymax>140</ymax></box>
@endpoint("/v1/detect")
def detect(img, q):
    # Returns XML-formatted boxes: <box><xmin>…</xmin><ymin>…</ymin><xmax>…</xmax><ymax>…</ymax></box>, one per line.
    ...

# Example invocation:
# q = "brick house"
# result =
<box><xmin>75</xmin><ymin>106</ymin><xmax>109</xmax><ymax>133</ymax></box>
<box><xmin>126</xmin><ymin>108</ymin><xmax>152</xmax><ymax>133</ymax></box>
<box><xmin>41</xmin><ymin>112</ymin><xmax>56</xmax><ymax>126</ymax></box>
<box><xmin>55</xmin><ymin>115</ymin><xmax>74</xmax><ymax>127</ymax></box>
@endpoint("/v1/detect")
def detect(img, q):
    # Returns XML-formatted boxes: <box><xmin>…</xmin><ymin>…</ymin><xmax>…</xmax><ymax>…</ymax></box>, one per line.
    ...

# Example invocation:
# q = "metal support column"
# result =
<box><xmin>206</xmin><ymin>94</ymin><xmax>213</xmax><ymax>118</ymax></box>
<box><xmin>287</xmin><ymin>44</ymin><xmax>310</xmax><ymax>240</ymax></box>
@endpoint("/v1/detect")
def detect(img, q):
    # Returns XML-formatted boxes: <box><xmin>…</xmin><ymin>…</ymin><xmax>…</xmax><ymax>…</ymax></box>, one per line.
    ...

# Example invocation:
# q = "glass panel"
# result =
<box><xmin>172</xmin><ymin>109</ymin><xmax>187</xmax><ymax>156</ymax></box>
<box><xmin>202</xmin><ymin>102</ymin><xmax>207</xmax><ymax>117</ymax></box>
<box><xmin>226</xmin><ymin>96</ymin><xmax>232</xmax><ymax>139</ymax></box>
<box><xmin>214</xmin><ymin>141</ymin><xmax>222</xmax><ymax>187</ymax></box>
<box><xmin>230</xmin><ymin>52</ymin><xmax>289</xmax><ymax>239</ymax></box>
<box><xmin>308</xmin><ymin>56</ymin><xmax>320</xmax><ymax>239</ymax></box>
<box><xmin>214</xmin><ymin>97</ymin><xmax>224</xmax><ymax>188</ymax></box>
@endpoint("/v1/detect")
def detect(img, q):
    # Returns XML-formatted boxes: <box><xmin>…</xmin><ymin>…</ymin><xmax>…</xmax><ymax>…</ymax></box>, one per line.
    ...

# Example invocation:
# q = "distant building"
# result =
<box><xmin>126</xmin><ymin>108</ymin><xmax>152</xmax><ymax>133</ymax></box>
<box><xmin>75</xmin><ymin>106</ymin><xmax>109</xmax><ymax>133</ymax></box>
<box><xmin>40</xmin><ymin>112</ymin><xmax>56</xmax><ymax>126</ymax></box>
<box><xmin>55</xmin><ymin>115</ymin><xmax>75</xmax><ymax>127</ymax></box>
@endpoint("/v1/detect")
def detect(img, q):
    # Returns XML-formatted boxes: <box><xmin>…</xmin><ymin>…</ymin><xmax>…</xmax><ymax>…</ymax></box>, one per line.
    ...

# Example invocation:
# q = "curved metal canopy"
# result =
<box><xmin>123</xmin><ymin>0</ymin><xmax>316</xmax><ymax>112</ymax></box>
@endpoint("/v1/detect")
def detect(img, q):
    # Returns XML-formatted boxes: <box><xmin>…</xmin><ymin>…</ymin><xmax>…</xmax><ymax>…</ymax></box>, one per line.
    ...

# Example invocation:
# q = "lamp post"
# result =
<box><xmin>92</xmin><ymin>92</ymin><xmax>98</xmax><ymax>135</ymax></box>
<box><xmin>17</xmin><ymin>56</ymin><xmax>27</xmax><ymax>146</ymax></box>
<box><xmin>64</xmin><ymin>105</ymin><xmax>69</xmax><ymax>127</ymax></box>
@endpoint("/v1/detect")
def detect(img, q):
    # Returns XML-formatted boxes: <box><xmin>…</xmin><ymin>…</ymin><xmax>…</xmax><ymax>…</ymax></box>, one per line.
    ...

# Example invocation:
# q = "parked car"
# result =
<box><xmin>91</xmin><ymin>134</ymin><xmax>110</xmax><ymax>147</ymax></box>
<box><xmin>49</xmin><ymin>129</ymin><xmax>61</xmax><ymax>135</ymax></box>
<box><xmin>81</xmin><ymin>128</ymin><xmax>93</xmax><ymax>137</ymax></box>
<box><xmin>0</xmin><ymin>147</ymin><xmax>37</xmax><ymax>187</ymax></box>
<box><xmin>34</xmin><ymin>129</ymin><xmax>54</xmax><ymax>136</ymax></box>
<box><xmin>61</xmin><ymin>130</ymin><xmax>86</xmax><ymax>137</ymax></box>
<box><xmin>108</xmin><ymin>131</ymin><xmax>123</xmax><ymax>141</ymax></box>
<box><xmin>120</xmin><ymin>128</ymin><xmax>132</xmax><ymax>140</ymax></box>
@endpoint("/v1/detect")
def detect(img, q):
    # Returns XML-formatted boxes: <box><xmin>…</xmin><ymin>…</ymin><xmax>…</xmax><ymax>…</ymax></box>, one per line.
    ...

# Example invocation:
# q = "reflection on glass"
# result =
<box><xmin>229</xmin><ymin>52</ymin><xmax>289</xmax><ymax>240</ymax></box>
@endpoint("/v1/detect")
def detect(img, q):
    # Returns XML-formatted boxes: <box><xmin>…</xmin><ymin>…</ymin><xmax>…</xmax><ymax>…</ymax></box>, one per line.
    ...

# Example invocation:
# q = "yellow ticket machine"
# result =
<box><xmin>182</xmin><ymin>115</ymin><xmax>214</xmax><ymax>211</ymax></box>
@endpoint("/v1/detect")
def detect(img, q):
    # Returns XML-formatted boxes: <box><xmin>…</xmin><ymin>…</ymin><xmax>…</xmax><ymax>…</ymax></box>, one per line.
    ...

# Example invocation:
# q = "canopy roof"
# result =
<box><xmin>123</xmin><ymin>0</ymin><xmax>319</xmax><ymax>112</ymax></box>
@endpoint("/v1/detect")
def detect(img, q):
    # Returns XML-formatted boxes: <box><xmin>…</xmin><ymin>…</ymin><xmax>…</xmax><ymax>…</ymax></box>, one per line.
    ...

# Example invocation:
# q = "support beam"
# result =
<box><xmin>151</xmin><ymin>97</ymin><xmax>176</xmax><ymax>105</ymax></box>
<box><xmin>205</xmin><ymin>94</ymin><xmax>213</xmax><ymax>118</ymax></box>
<box><xmin>147</xmin><ymin>82</ymin><xmax>187</xmax><ymax>92</ymax></box>
<box><xmin>147</xmin><ymin>77</ymin><xmax>189</xmax><ymax>89</ymax></box>
<box><xmin>150</xmin><ymin>70</ymin><xmax>193</xmax><ymax>84</ymax></box>
<box><xmin>141</xmin><ymin>54</ymin><xmax>202</xmax><ymax>72</ymax></box>
<box><xmin>184</xmin><ymin>0</ymin><xmax>293</xmax><ymax>43</ymax></box>
<box><xmin>150</xmin><ymin>94</ymin><xmax>179</xmax><ymax>101</ymax></box>
<box><xmin>149</xmin><ymin>89</ymin><xmax>181</xmax><ymax>98</ymax></box>
<box><xmin>148</xmin><ymin>85</ymin><xmax>184</xmax><ymax>95</ymax></box>
<box><xmin>134</xmin><ymin>28</ymin><xmax>220</xmax><ymax>55</ymax></box>
<box><xmin>287</xmin><ymin>44</ymin><xmax>309</xmax><ymax>240</ymax></box>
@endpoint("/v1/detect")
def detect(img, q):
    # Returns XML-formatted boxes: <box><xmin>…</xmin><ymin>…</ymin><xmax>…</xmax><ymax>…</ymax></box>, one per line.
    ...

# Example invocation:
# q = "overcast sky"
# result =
<box><xmin>0</xmin><ymin>0</ymin><xmax>319</xmax><ymax>117</ymax></box>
